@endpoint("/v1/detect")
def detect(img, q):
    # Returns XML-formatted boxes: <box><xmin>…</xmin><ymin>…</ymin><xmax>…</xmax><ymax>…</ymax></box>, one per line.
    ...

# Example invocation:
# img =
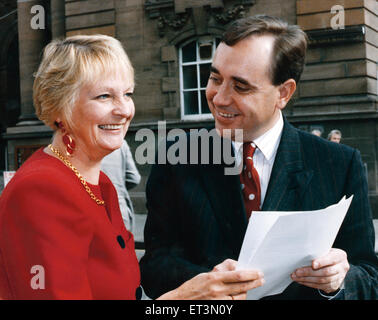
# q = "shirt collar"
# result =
<box><xmin>233</xmin><ymin>110</ymin><xmax>284</xmax><ymax>162</ymax></box>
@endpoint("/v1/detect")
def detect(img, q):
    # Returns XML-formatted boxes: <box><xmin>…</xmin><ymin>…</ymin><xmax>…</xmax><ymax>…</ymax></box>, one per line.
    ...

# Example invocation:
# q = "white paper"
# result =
<box><xmin>237</xmin><ymin>195</ymin><xmax>353</xmax><ymax>300</ymax></box>
<box><xmin>3</xmin><ymin>171</ymin><xmax>16</xmax><ymax>188</ymax></box>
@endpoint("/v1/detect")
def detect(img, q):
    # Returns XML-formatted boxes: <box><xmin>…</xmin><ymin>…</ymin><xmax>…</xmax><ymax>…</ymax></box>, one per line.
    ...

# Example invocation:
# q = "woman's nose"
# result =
<box><xmin>113</xmin><ymin>97</ymin><xmax>134</xmax><ymax>119</ymax></box>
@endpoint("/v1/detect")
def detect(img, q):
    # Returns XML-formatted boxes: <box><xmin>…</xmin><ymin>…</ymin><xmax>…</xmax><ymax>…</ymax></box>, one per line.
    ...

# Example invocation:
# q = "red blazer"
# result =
<box><xmin>0</xmin><ymin>149</ymin><xmax>140</xmax><ymax>299</ymax></box>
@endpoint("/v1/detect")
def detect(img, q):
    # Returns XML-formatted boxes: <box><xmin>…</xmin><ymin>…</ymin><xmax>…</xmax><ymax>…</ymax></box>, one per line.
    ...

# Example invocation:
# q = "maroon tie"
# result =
<box><xmin>240</xmin><ymin>142</ymin><xmax>261</xmax><ymax>219</ymax></box>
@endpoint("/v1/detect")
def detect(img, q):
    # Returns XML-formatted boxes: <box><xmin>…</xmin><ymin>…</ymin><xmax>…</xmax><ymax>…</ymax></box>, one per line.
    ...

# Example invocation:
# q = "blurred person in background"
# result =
<box><xmin>101</xmin><ymin>139</ymin><xmax>141</xmax><ymax>233</ymax></box>
<box><xmin>328</xmin><ymin>129</ymin><xmax>342</xmax><ymax>143</ymax></box>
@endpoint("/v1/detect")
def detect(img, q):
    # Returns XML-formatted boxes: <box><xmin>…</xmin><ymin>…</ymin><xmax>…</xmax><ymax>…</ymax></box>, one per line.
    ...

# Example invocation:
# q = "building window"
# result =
<box><xmin>179</xmin><ymin>38</ymin><xmax>219</xmax><ymax>120</ymax></box>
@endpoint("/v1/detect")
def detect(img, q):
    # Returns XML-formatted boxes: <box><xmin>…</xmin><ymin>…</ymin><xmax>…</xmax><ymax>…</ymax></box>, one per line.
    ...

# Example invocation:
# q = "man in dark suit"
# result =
<box><xmin>140</xmin><ymin>15</ymin><xmax>378</xmax><ymax>300</ymax></box>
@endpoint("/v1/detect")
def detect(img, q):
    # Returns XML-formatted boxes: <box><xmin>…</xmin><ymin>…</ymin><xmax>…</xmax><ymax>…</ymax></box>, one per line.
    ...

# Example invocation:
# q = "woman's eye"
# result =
<box><xmin>125</xmin><ymin>92</ymin><xmax>133</xmax><ymax>97</ymax></box>
<box><xmin>97</xmin><ymin>94</ymin><xmax>110</xmax><ymax>100</ymax></box>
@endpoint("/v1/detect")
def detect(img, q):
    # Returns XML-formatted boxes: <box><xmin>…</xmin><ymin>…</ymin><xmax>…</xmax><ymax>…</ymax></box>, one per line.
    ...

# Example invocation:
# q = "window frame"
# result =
<box><xmin>178</xmin><ymin>38</ymin><xmax>218</xmax><ymax>121</ymax></box>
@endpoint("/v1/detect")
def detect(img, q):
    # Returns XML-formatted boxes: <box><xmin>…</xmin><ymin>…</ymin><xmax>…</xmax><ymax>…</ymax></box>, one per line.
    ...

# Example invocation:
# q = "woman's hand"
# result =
<box><xmin>157</xmin><ymin>259</ymin><xmax>264</xmax><ymax>300</ymax></box>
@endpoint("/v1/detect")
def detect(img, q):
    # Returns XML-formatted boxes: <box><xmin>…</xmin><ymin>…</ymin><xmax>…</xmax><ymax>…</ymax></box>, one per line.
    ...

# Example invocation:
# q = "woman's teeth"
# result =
<box><xmin>98</xmin><ymin>124</ymin><xmax>123</xmax><ymax>130</ymax></box>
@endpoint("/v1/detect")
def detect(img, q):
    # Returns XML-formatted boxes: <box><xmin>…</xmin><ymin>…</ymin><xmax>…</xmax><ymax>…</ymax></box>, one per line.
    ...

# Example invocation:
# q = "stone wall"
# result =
<box><xmin>291</xmin><ymin>0</ymin><xmax>377</xmax><ymax>217</ymax></box>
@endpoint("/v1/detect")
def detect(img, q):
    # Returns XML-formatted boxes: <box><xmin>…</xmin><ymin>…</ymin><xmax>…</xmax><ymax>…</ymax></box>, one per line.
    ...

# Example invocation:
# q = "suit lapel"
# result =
<box><xmin>262</xmin><ymin>119</ymin><xmax>313</xmax><ymax>211</ymax></box>
<box><xmin>198</xmin><ymin>137</ymin><xmax>248</xmax><ymax>255</ymax></box>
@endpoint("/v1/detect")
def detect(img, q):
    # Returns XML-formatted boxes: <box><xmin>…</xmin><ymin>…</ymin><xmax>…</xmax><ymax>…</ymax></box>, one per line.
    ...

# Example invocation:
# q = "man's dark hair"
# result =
<box><xmin>221</xmin><ymin>15</ymin><xmax>307</xmax><ymax>85</ymax></box>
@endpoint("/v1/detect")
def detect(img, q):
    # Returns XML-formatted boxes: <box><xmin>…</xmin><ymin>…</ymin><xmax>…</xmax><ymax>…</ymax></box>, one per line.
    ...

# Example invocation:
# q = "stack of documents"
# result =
<box><xmin>237</xmin><ymin>195</ymin><xmax>353</xmax><ymax>300</ymax></box>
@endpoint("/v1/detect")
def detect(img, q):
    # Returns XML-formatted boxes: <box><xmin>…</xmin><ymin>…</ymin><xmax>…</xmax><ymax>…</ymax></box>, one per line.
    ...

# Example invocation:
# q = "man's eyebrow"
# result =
<box><xmin>210</xmin><ymin>66</ymin><xmax>258</xmax><ymax>89</ymax></box>
<box><xmin>210</xmin><ymin>66</ymin><xmax>219</xmax><ymax>74</ymax></box>
<box><xmin>232</xmin><ymin>76</ymin><xmax>259</xmax><ymax>90</ymax></box>
<box><xmin>232</xmin><ymin>76</ymin><xmax>251</xmax><ymax>86</ymax></box>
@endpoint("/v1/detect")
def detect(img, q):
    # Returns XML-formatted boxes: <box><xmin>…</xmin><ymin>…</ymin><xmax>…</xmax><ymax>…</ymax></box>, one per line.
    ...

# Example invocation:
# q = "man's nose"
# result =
<box><xmin>212</xmin><ymin>83</ymin><xmax>232</xmax><ymax>107</ymax></box>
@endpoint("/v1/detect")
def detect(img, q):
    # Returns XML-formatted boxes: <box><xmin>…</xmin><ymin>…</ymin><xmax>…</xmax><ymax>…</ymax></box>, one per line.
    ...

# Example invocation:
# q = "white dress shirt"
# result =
<box><xmin>233</xmin><ymin>111</ymin><xmax>284</xmax><ymax>208</ymax></box>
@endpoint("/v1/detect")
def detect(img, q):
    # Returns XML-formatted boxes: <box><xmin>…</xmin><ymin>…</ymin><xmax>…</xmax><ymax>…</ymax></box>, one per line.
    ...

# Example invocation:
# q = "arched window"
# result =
<box><xmin>179</xmin><ymin>37</ymin><xmax>219</xmax><ymax>120</ymax></box>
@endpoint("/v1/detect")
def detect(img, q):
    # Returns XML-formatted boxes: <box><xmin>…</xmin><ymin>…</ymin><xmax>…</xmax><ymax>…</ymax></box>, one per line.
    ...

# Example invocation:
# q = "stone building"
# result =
<box><xmin>0</xmin><ymin>0</ymin><xmax>377</xmax><ymax>234</ymax></box>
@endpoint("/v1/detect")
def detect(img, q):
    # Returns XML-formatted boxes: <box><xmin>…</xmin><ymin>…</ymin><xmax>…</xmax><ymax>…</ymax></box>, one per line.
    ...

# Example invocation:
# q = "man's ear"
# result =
<box><xmin>276</xmin><ymin>79</ymin><xmax>296</xmax><ymax>110</ymax></box>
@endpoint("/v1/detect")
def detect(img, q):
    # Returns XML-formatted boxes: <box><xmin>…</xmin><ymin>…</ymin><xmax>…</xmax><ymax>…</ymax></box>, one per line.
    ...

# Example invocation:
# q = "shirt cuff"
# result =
<box><xmin>318</xmin><ymin>282</ymin><xmax>345</xmax><ymax>300</ymax></box>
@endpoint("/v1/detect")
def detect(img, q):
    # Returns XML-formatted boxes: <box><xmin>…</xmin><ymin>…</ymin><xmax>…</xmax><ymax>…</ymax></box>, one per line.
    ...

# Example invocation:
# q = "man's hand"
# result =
<box><xmin>291</xmin><ymin>248</ymin><xmax>349</xmax><ymax>294</ymax></box>
<box><xmin>157</xmin><ymin>259</ymin><xmax>264</xmax><ymax>300</ymax></box>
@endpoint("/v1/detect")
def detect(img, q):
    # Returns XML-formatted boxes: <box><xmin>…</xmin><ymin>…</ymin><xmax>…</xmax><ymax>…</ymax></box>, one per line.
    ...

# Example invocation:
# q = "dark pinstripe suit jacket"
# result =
<box><xmin>140</xmin><ymin>119</ymin><xmax>378</xmax><ymax>300</ymax></box>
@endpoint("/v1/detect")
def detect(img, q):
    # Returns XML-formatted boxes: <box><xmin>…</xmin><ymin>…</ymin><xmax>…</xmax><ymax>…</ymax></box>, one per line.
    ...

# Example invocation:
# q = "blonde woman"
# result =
<box><xmin>0</xmin><ymin>35</ymin><xmax>264</xmax><ymax>300</ymax></box>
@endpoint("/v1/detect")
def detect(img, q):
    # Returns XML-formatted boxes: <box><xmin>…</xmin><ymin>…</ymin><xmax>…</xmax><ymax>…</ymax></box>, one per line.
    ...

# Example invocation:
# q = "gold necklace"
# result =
<box><xmin>48</xmin><ymin>144</ymin><xmax>105</xmax><ymax>205</ymax></box>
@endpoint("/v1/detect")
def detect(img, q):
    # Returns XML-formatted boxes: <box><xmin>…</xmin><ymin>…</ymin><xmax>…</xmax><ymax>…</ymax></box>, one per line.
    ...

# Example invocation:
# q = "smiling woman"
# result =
<box><xmin>66</xmin><ymin>72</ymin><xmax>135</xmax><ymax>169</ymax></box>
<box><xmin>0</xmin><ymin>35</ymin><xmax>141</xmax><ymax>299</ymax></box>
<box><xmin>0</xmin><ymin>35</ymin><xmax>264</xmax><ymax>300</ymax></box>
<box><xmin>33</xmin><ymin>35</ymin><xmax>136</xmax><ymax>183</ymax></box>
<box><xmin>33</xmin><ymin>35</ymin><xmax>134</xmax><ymax>134</ymax></box>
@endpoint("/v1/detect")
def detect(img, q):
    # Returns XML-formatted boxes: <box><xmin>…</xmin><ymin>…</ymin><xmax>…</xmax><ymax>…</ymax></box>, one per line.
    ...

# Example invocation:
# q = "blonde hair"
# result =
<box><xmin>33</xmin><ymin>34</ymin><xmax>134</xmax><ymax>131</ymax></box>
